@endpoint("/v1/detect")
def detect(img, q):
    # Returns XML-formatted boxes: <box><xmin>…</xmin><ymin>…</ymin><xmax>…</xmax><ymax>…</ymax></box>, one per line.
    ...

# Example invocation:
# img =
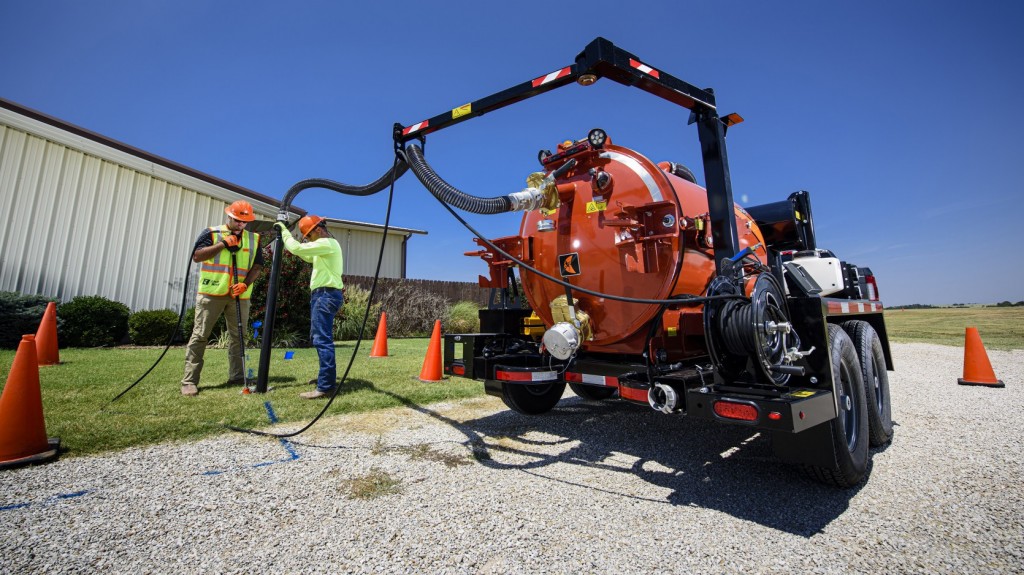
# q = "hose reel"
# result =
<box><xmin>704</xmin><ymin>272</ymin><xmax>802</xmax><ymax>386</ymax></box>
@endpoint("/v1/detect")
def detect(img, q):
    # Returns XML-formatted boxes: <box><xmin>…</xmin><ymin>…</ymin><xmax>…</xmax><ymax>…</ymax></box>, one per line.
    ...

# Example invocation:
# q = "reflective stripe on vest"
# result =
<box><xmin>198</xmin><ymin>226</ymin><xmax>259</xmax><ymax>299</ymax></box>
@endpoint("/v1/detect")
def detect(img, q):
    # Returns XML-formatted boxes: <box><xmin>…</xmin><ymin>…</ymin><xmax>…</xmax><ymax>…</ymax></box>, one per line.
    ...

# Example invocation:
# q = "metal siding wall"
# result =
<box><xmin>332</xmin><ymin>227</ymin><xmax>404</xmax><ymax>278</ymax></box>
<box><xmin>0</xmin><ymin>122</ymin><xmax>231</xmax><ymax>311</ymax></box>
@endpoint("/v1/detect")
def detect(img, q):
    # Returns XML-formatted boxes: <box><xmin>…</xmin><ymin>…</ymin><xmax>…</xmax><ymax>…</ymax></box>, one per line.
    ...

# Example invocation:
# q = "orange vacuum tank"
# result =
<box><xmin>512</xmin><ymin>136</ymin><xmax>767</xmax><ymax>358</ymax></box>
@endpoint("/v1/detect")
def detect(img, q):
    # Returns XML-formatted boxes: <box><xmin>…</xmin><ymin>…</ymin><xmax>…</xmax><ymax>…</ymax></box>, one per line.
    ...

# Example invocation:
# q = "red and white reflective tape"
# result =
<box><xmin>826</xmin><ymin>301</ymin><xmax>883</xmax><ymax>315</ymax></box>
<box><xmin>532</xmin><ymin>66</ymin><xmax>572</xmax><ymax>88</ymax></box>
<box><xmin>496</xmin><ymin>369</ymin><xmax>559</xmax><ymax>382</ymax></box>
<box><xmin>629</xmin><ymin>58</ymin><xmax>660</xmax><ymax>79</ymax></box>
<box><xmin>564</xmin><ymin>372</ymin><xmax>618</xmax><ymax>387</ymax></box>
<box><xmin>402</xmin><ymin>120</ymin><xmax>429</xmax><ymax>136</ymax></box>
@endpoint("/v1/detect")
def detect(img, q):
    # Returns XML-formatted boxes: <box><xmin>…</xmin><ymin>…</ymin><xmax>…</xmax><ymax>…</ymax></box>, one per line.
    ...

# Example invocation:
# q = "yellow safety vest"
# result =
<box><xmin>198</xmin><ymin>226</ymin><xmax>259</xmax><ymax>299</ymax></box>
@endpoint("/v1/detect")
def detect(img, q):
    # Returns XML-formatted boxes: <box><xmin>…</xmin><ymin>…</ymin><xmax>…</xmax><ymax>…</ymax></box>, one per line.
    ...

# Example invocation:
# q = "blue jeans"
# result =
<box><xmin>310</xmin><ymin>288</ymin><xmax>344</xmax><ymax>393</ymax></box>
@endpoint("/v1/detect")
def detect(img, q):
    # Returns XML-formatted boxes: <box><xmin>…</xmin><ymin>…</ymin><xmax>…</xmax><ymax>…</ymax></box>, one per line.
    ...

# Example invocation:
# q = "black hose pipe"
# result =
<box><xmin>256</xmin><ymin>160</ymin><xmax>410</xmax><ymax>394</ymax></box>
<box><xmin>401</xmin><ymin>144</ymin><xmax>513</xmax><ymax>214</ymax></box>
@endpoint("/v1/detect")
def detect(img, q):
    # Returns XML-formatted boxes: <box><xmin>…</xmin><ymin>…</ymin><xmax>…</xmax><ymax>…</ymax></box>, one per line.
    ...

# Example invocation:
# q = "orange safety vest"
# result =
<box><xmin>197</xmin><ymin>226</ymin><xmax>259</xmax><ymax>299</ymax></box>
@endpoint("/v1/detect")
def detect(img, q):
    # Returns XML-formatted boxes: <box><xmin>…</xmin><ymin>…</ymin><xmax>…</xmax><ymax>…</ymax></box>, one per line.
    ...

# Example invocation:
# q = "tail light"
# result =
<box><xmin>712</xmin><ymin>400</ymin><xmax>759</xmax><ymax>422</ymax></box>
<box><xmin>864</xmin><ymin>274</ymin><xmax>879</xmax><ymax>301</ymax></box>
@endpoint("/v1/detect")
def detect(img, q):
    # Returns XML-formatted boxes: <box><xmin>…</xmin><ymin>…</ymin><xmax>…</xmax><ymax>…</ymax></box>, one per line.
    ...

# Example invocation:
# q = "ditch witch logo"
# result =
<box><xmin>558</xmin><ymin>253</ymin><xmax>581</xmax><ymax>277</ymax></box>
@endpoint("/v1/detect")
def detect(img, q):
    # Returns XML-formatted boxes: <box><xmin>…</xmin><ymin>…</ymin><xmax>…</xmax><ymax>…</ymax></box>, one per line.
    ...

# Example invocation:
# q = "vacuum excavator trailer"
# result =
<box><xmin>397</xmin><ymin>38</ymin><xmax>893</xmax><ymax>488</ymax></box>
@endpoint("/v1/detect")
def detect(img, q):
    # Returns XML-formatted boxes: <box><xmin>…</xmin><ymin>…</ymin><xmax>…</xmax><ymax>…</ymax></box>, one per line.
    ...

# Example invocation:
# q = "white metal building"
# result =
<box><xmin>322</xmin><ymin>218</ymin><xmax>425</xmax><ymax>279</ymax></box>
<box><xmin>0</xmin><ymin>98</ymin><xmax>425</xmax><ymax>311</ymax></box>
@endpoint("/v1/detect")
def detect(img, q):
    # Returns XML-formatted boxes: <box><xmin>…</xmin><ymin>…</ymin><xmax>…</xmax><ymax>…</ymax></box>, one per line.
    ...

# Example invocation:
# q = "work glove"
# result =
<box><xmin>230</xmin><ymin>283</ymin><xmax>247</xmax><ymax>297</ymax></box>
<box><xmin>274</xmin><ymin>222</ymin><xmax>287</xmax><ymax>234</ymax></box>
<box><xmin>222</xmin><ymin>234</ymin><xmax>241</xmax><ymax>252</ymax></box>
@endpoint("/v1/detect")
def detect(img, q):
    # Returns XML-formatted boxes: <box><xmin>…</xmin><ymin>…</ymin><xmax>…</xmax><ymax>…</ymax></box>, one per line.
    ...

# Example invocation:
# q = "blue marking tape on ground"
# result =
<box><xmin>0</xmin><ymin>489</ymin><xmax>91</xmax><ymax>513</ymax></box>
<box><xmin>201</xmin><ymin>401</ymin><xmax>299</xmax><ymax>476</ymax></box>
<box><xmin>279</xmin><ymin>438</ymin><xmax>300</xmax><ymax>460</ymax></box>
<box><xmin>264</xmin><ymin>401</ymin><xmax>279</xmax><ymax>424</ymax></box>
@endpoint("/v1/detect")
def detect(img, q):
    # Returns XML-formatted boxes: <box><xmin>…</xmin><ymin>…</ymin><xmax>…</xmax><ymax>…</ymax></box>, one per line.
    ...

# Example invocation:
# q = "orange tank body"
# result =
<box><xmin>512</xmin><ymin>141</ymin><xmax>767</xmax><ymax>358</ymax></box>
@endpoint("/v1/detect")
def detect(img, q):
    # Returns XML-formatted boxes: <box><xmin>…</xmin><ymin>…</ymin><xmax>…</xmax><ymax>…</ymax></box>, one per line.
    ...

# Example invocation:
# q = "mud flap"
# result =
<box><xmin>771</xmin><ymin>423</ymin><xmax>839</xmax><ymax>470</ymax></box>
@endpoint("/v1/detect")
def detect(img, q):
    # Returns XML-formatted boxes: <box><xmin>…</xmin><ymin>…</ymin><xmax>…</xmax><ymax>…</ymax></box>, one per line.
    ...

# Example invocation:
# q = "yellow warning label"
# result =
<box><xmin>586</xmin><ymin>201</ymin><xmax>607</xmax><ymax>213</ymax></box>
<box><xmin>788</xmin><ymin>390</ymin><xmax>815</xmax><ymax>398</ymax></box>
<box><xmin>452</xmin><ymin>103</ymin><xmax>472</xmax><ymax>119</ymax></box>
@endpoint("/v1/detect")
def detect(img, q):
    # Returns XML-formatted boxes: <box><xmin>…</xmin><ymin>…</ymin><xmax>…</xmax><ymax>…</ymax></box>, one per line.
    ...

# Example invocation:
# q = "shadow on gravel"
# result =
<box><xmin>365</xmin><ymin>382</ymin><xmax>864</xmax><ymax>537</ymax></box>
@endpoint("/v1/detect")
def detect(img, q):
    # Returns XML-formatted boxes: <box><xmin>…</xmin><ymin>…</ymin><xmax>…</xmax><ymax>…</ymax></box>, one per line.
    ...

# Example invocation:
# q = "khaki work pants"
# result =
<box><xmin>181</xmin><ymin>294</ymin><xmax>251</xmax><ymax>387</ymax></box>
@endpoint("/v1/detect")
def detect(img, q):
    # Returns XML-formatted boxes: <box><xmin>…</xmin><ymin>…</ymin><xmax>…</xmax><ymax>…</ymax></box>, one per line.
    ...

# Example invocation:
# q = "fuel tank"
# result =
<box><xmin>514</xmin><ymin>136</ymin><xmax>767</xmax><ymax>357</ymax></box>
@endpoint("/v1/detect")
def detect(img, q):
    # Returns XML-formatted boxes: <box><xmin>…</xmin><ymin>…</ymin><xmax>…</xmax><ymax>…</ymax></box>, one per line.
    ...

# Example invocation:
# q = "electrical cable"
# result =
<box><xmin>107</xmin><ymin>253</ymin><xmax>195</xmax><ymax>404</ymax></box>
<box><xmin>226</xmin><ymin>154</ymin><xmax>403</xmax><ymax>439</ymax></box>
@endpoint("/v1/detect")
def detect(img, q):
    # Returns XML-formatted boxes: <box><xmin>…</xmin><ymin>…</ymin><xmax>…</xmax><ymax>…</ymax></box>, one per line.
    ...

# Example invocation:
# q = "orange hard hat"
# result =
<box><xmin>225</xmin><ymin>200</ymin><xmax>256</xmax><ymax>222</ymax></box>
<box><xmin>298</xmin><ymin>215</ymin><xmax>325</xmax><ymax>238</ymax></box>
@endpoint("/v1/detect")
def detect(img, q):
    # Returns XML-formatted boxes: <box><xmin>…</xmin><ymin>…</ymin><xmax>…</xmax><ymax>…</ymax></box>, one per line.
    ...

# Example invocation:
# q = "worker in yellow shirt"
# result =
<box><xmin>275</xmin><ymin>216</ymin><xmax>344</xmax><ymax>399</ymax></box>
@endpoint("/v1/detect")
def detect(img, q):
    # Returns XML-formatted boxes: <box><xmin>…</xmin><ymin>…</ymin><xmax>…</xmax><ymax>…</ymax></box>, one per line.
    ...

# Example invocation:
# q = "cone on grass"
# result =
<box><xmin>369</xmin><ymin>312</ymin><xmax>389</xmax><ymax>358</ymax></box>
<box><xmin>418</xmin><ymin>320</ymin><xmax>443</xmax><ymax>382</ymax></box>
<box><xmin>35</xmin><ymin>301</ymin><xmax>59</xmax><ymax>366</ymax></box>
<box><xmin>0</xmin><ymin>335</ymin><xmax>60</xmax><ymax>469</ymax></box>
<box><xmin>958</xmin><ymin>327</ymin><xmax>1005</xmax><ymax>388</ymax></box>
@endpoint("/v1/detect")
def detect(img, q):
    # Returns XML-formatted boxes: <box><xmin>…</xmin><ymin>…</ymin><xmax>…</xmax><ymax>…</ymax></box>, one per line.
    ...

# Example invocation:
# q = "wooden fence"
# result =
<box><xmin>344</xmin><ymin>275</ymin><xmax>489</xmax><ymax>307</ymax></box>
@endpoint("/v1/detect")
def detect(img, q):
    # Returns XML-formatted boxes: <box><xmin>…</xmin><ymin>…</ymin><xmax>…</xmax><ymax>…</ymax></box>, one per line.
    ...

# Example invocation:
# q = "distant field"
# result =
<box><xmin>883</xmin><ymin>306</ymin><xmax>1023</xmax><ymax>350</ymax></box>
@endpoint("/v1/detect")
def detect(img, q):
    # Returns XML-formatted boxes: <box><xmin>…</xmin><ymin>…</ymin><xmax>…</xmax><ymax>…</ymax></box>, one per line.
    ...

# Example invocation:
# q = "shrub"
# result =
<box><xmin>446</xmin><ymin>301</ymin><xmax>481</xmax><ymax>333</ymax></box>
<box><xmin>57</xmin><ymin>295</ymin><xmax>130</xmax><ymax>347</ymax></box>
<box><xmin>250</xmin><ymin>245</ymin><xmax>311</xmax><ymax>346</ymax></box>
<box><xmin>0</xmin><ymin>291</ymin><xmax>59</xmax><ymax>349</ymax></box>
<box><xmin>267</xmin><ymin>327</ymin><xmax>303</xmax><ymax>348</ymax></box>
<box><xmin>334</xmin><ymin>286</ymin><xmax>382</xmax><ymax>341</ymax></box>
<box><xmin>128</xmin><ymin>309</ymin><xmax>182</xmax><ymax>346</ymax></box>
<box><xmin>372</xmin><ymin>279</ymin><xmax>449</xmax><ymax>337</ymax></box>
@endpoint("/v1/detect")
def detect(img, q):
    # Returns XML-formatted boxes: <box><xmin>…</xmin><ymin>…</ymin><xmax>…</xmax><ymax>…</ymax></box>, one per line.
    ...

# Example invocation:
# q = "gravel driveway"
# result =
<box><xmin>1</xmin><ymin>342</ymin><xmax>1021</xmax><ymax>574</ymax></box>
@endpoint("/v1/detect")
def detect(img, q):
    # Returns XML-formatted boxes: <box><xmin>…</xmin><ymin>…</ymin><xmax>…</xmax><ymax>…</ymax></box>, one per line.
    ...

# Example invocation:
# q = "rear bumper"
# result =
<box><xmin>684</xmin><ymin>386</ymin><xmax>836</xmax><ymax>433</ymax></box>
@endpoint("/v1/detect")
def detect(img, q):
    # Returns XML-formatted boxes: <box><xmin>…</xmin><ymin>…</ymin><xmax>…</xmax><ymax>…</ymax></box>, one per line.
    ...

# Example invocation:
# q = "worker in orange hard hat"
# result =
<box><xmin>275</xmin><ymin>215</ymin><xmax>344</xmax><ymax>399</ymax></box>
<box><xmin>180</xmin><ymin>200</ymin><xmax>264</xmax><ymax>396</ymax></box>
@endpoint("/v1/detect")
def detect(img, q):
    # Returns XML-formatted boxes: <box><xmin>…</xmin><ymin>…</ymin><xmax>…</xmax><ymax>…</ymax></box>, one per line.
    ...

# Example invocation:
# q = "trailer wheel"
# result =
<box><xmin>568</xmin><ymin>382</ymin><xmax>616</xmax><ymax>401</ymax></box>
<box><xmin>500</xmin><ymin>381</ymin><xmax>567</xmax><ymax>415</ymax></box>
<box><xmin>803</xmin><ymin>324</ymin><xmax>870</xmax><ymax>488</ymax></box>
<box><xmin>841</xmin><ymin>320</ymin><xmax>894</xmax><ymax>446</ymax></box>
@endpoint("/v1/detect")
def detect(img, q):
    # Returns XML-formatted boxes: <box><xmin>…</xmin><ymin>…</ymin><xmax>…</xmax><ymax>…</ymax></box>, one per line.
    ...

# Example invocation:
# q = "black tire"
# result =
<box><xmin>500</xmin><ymin>381</ymin><xmax>567</xmax><ymax>415</ymax></box>
<box><xmin>568</xmin><ymin>382</ymin><xmax>616</xmax><ymax>401</ymax></box>
<box><xmin>803</xmin><ymin>324</ymin><xmax>870</xmax><ymax>488</ymax></box>
<box><xmin>841</xmin><ymin>320</ymin><xmax>894</xmax><ymax>446</ymax></box>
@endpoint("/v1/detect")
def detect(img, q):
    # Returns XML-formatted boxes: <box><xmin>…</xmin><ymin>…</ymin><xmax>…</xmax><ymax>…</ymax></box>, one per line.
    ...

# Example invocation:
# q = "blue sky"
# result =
<box><xmin>2</xmin><ymin>1</ymin><xmax>1021</xmax><ymax>306</ymax></box>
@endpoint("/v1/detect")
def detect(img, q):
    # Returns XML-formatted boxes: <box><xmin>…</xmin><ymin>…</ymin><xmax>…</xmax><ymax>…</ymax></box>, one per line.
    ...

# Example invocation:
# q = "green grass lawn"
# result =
<box><xmin>884</xmin><ymin>306</ymin><xmax>1023</xmax><ymax>350</ymax></box>
<box><xmin>0</xmin><ymin>339</ymin><xmax>482</xmax><ymax>458</ymax></box>
<box><xmin>2</xmin><ymin>306</ymin><xmax>1020</xmax><ymax>459</ymax></box>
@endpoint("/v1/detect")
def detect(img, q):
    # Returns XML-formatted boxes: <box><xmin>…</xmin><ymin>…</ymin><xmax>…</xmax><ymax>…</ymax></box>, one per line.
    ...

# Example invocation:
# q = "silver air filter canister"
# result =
<box><xmin>542</xmin><ymin>322</ymin><xmax>580</xmax><ymax>360</ymax></box>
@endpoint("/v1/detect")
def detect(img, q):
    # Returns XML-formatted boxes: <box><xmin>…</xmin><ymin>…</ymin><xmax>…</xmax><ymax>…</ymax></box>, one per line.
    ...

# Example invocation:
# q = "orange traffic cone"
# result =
<box><xmin>0</xmin><ymin>335</ymin><xmax>60</xmax><ymax>469</ymax></box>
<box><xmin>35</xmin><ymin>301</ymin><xmax>60</xmax><ymax>366</ymax></box>
<box><xmin>369</xmin><ymin>312</ymin><xmax>389</xmax><ymax>358</ymax></box>
<box><xmin>958</xmin><ymin>327</ymin><xmax>1005</xmax><ymax>388</ymax></box>
<box><xmin>418</xmin><ymin>320</ymin><xmax>443</xmax><ymax>382</ymax></box>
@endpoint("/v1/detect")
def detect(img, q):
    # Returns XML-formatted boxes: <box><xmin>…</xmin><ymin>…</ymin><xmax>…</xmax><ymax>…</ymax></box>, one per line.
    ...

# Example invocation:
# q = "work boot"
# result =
<box><xmin>181</xmin><ymin>384</ymin><xmax>199</xmax><ymax>397</ymax></box>
<box><xmin>227</xmin><ymin>378</ymin><xmax>251</xmax><ymax>387</ymax></box>
<box><xmin>299</xmin><ymin>390</ymin><xmax>328</xmax><ymax>399</ymax></box>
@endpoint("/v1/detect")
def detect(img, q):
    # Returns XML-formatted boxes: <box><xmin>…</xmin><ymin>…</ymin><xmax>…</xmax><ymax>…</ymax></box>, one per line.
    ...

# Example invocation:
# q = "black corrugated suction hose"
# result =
<box><xmin>400</xmin><ymin>144</ymin><xmax>513</xmax><ymax>214</ymax></box>
<box><xmin>279</xmin><ymin>161</ymin><xmax>410</xmax><ymax>212</ymax></box>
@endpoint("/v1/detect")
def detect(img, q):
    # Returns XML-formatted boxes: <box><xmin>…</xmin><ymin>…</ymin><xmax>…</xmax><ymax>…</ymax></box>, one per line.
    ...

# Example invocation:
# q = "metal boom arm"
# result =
<box><xmin>394</xmin><ymin>36</ymin><xmax>740</xmax><ymax>266</ymax></box>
